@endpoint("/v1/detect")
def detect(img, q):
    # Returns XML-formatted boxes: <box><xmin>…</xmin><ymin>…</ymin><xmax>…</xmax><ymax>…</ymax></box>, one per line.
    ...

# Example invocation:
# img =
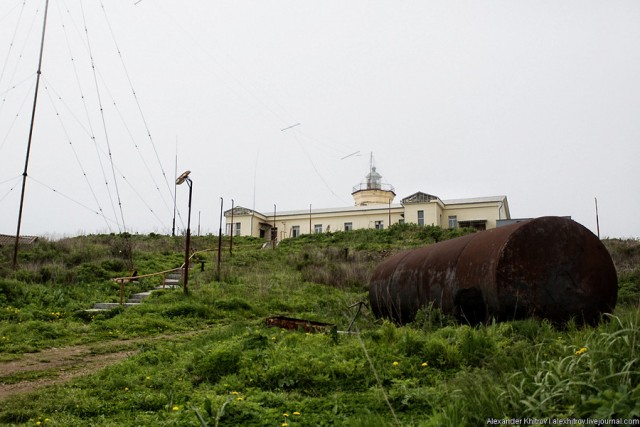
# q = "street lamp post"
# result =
<box><xmin>176</xmin><ymin>170</ymin><xmax>192</xmax><ymax>294</ymax></box>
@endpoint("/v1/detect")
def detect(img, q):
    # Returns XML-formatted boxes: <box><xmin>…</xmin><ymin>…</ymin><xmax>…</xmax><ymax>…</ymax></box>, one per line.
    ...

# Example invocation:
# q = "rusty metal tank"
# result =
<box><xmin>369</xmin><ymin>216</ymin><xmax>617</xmax><ymax>325</ymax></box>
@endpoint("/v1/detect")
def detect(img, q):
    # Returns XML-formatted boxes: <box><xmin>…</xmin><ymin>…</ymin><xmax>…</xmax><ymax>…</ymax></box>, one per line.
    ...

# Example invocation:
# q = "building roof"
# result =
<box><xmin>0</xmin><ymin>234</ymin><xmax>39</xmax><ymax>246</ymax></box>
<box><xmin>263</xmin><ymin>203</ymin><xmax>404</xmax><ymax>217</ymax></box>
<box><xmin>441</xmin><ymin>195</ymin><xmax>507</xmax><ymax>205</ymax></box>
<box><xmin>225</xmin><ymin>195</ymin><xmax>508</xmax><ymax>218</ymax></box>
<box><xmin>401</xmin><ymin>192</ymin><xmax>440</xmax><ymax>204</ymax></box>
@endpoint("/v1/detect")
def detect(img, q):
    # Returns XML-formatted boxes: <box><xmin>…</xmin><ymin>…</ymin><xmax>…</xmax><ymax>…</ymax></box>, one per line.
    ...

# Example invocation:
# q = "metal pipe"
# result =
<box><xmin>13</xmin><ymin>0</ymin><xmax>51</xmax><ymax>269</ymax></box>
<box><xmin>595</xmin><ymin>197</ymin><xmax>600</xmax><ymax>239</ymax></box>
<box><xmin>229</xmin><ymin>199</ymin><xmax>234</xmax><ymax>255</ymax></box>
<box><xmin>217</xmin><ymin>197</ymin><xmax>223</xmax><ymax>279</ymax></box>
<box><xmin>172</xmin><ymin>141</ymin><xmax>177</xmax><ymax>237</ymax></box>
<box><xmin>183</xmin><ymin>178</ymin><xmax>192</xmax><ymax>293</ymax></box>
<box><xmin>273</xmin><ymin>203</ymin><xmax>277</xmax><ymax>249</ymax></box>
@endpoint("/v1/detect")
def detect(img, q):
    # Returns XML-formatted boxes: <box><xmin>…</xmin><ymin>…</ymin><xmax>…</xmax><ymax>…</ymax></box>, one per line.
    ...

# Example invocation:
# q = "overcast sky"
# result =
<box><xmin>0</xmin><ymin>0</ymin><xmax>638</xmax><ymax>239</ymax></box>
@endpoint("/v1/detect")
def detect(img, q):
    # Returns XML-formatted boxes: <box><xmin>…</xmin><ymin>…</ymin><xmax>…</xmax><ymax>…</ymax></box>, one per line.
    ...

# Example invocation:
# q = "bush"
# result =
<box><xmin>189</xmin><ymin>344</ymin><xmax>242</xmax><ymax>384</ymax></box>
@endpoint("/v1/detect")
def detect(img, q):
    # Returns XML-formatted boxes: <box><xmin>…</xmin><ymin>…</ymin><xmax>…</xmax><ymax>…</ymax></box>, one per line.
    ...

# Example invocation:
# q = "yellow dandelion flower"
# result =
<box><xmin>172</xmin><ymin>406</ymin><xmax>179</xmax><ymax>411</ymax></box>
<box><xmin>236</xmin><ymin>397</ymin><xmax>244</xmax><ymax>401</ymax></box>
<box><xmin>293</xmin><ymin>411</ymin><xmax>301</xmax><ymax>416</ymax></box>
<box><xmin>231</xmin><ymin>391</ymin><xmax>239</xmax><ymax>395</ymax></box>
<box><xmin>271</xmin><ymin>336</ymin><xmax>277</xmax><ymax>341</ymax></box>
<box><xmin>124</xmin><ymin>387</ymin><xmax>129</xmax><ymax>391</ymax></box>
<box><xmin>392</xmin><ymin>361</ymin><xmax>399</xmax><ymax>366</ymax></box>
<box><xmin>36</xmin><ymin>422</ymin><xmax>41</xmax><ymax>426</ymax></box>
<box><xmin>575</xmin><ymin>347</ymin><xmax>587</xmax><ymax>356</ymax></box>
<box><xmin>421</xmin><ymin>362</ymin><xmax>428</xmax><ymax>367</ymax></box>
<box><xmin>281</xmin><ymin>423</ymin><xmax>288</xmax><ymax>427</ymax></box>
<box><xmin>283</xmin><ymin>413</ymin><xmax>289</xmax><ymax>417</ymax></box>
<box><xmin>44</xmin><ymin>419</ymin><xmax>50</xmax><ymax>422</ymax></box>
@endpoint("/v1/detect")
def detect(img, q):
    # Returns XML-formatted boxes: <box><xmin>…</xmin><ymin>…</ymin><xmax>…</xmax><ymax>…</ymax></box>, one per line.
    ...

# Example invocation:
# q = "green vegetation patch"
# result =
<box><xmin>0</xmin><ymin>230</ymin><xmax>638</xmax><ymax>425</ymax></box>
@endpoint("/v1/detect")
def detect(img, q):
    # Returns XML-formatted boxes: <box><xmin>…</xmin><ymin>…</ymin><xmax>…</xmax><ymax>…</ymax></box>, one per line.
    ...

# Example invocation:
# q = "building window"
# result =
<box><xmin>314</xmin><ymin>224</ymin><xmax>323</xmax><ymax>234</ymax></box>
<box><xmin>459</xmin><ymin>220</ymin><xmax>487</xmax><ymax>231</ymax></box>
<box><xmin>226</xmin><ymin>222</ymin><xmax>241</xmax><ymax>236</ymax></box>
<box><xmin>375</xmin><ymin>220</ymin><xmax>384</xmax><ymax>230</ymax></box>
<box><xmin>344</xmin><ymin>222</ymin><xmax>353</xmax><ymax>231</ymax></box>
<box><xmin>417</xmin><ymin>210</ymin><xmax>424</xmax><ymax>226</ymax></box>
<box><xmin>292</xmin><ymin>225</ymin><xmax>300</xmax><ymax>237</ymax></box>
<box><xmin>448</xmin><ymin>215</ymin><xmax>458</xmax><ymax>228</ymax></box>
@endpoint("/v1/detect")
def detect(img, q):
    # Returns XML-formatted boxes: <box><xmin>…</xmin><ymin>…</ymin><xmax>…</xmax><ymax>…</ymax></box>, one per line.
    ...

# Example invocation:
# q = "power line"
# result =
<box><xmin>98</xmin><ymin>0</ymin><xmax>178</xmax><ymax>228</ymax></box>
<box><xmin>0</xmin><ymin>77</ymin><xmax>35</xmax><ymax>153</ymax></box>
<box><xmin>28</xmin><ymin>175</ymin><xmax>119</xmax><ymax>226</ymax></box>
<box><xmin>80</xmin><ymin>0</ymin><xmax>126</xmax><ymax>231</ymax></box>
<box><xmin>42</xmin><ymin>79</ymin><xmax>113</xmax><ymax>232</ymax></box>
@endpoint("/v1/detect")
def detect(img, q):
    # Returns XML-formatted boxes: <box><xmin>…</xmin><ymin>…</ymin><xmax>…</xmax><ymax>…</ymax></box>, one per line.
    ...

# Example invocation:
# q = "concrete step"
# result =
<box><xmin>84</xmin><ymin>308</ymin><xmax>110</xmax><ymax>313</ymax></box>
<box><xmin>92</xmin><ymin>269</ymin><xmax>185</xmax><ymax>312</ymax></box>
<box><xmin>127</xmin><ymin>291</ymin><xmax>152</xmax><ymax>303</ymax></box>
<box><xmin>93</xmin><ymin>302</ymin><xmax>140</xmax><ymax>310</ymax></box>
<box><xmin>155</xmin><ymin>284</ymin><xmax>181</xmax><ymax>289</ymax></box>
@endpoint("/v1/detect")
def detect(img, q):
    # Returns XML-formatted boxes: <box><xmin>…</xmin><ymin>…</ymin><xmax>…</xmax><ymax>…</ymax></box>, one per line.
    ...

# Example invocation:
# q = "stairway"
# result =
<box><xmin>88</xmin><ymin>269</ymin><xmax>183</xmax><ymax>312</ymax></box>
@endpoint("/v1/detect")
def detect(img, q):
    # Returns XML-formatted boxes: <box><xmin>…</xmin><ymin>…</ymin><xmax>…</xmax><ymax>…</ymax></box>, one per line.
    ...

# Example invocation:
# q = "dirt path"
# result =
<box><xmin>0</xmin><ymin>345</ymin><xmax>135</xmax><ymax>401</ymax></box>
<box><xmin>0</xmin><ymin>331</ymin><xmax>204</xmax><ymax>401</ymax></box>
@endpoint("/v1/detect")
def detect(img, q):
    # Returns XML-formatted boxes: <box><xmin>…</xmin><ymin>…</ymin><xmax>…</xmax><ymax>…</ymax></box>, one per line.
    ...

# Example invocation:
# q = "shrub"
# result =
<box><xmin>189</xmin><ymin>344</ymin><xmax>242</xmax><ymax>384</ymax></box>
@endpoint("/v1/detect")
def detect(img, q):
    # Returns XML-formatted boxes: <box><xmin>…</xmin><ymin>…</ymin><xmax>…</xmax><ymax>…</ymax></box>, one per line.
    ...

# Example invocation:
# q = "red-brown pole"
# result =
<box><xmin>13</xmin><ymin>0</ymin><xmax>50</xmax><ymax>269</ymax></box>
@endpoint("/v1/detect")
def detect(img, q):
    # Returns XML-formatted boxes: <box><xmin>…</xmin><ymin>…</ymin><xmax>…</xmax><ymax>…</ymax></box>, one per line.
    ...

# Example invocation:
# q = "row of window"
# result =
<box><xmin>227</xmin><ymin>214</ymin><xmax>460</xmax><ymax>238</ymax></box>
<box><xmin>225</xmin><ymin>222</ymin><xmax>241</xmax><ymax>236</ymax></box>
<box><xmin>416</xmin><ymin>210</ymin><xmax>458</xmax><ymax>228</ymax></box>
<box><xmin>292</xmin><ymin>221</ymin><xmax>387</xmax><ymax>236</ymax></box>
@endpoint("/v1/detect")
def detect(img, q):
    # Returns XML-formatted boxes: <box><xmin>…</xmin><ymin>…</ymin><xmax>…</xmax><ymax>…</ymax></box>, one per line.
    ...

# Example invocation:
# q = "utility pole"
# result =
<box><xmin>13</xmin><ymin>0</ymin><xmax>50</xmax><ymax>269</ymax></box>
<box><xmin>175</xmin><ymin>171</ymin><xmax>192</xmax><ymax>294</ymax></box>
<box><xmin>272</xmin><ymin>204</ymin><xmax>277</xmax><ymax>249</ymax></box>
<box><xmin>172</xmin><ymin>140</ymin><xmax>177</xmax><ymax>236</ymax></box>
<box><xmin>229</xmin><ymin>199</ymin><xmax>234</xmax><ymax>255</ymax></box>
<box><xmin>595</xmin><ymin>197</ymin><xmax>600</xmax><ymax>239</ymax></box>
<box><xmin>217</xmin><ymin>198</ymin><xmax>223</xmax><ymax>279</ymax></box>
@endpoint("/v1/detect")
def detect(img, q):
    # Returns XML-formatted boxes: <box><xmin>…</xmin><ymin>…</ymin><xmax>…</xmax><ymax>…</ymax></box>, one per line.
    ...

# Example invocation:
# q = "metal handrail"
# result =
<box><xmin>351</xmin><ymin>182</ymin><xmax>395</xmax><ymax>193</ymax></box>
<box><xmin>112</xmin><ymin>248</ymin><xmax>213</xmax><ymax>305</ymax></box>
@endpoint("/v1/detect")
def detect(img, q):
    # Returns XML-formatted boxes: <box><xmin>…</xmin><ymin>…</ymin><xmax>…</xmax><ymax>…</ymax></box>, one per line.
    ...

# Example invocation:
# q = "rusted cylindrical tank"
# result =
<box><xmin>369</xmin><ymin>216</ymin><xmax>617</xmax><ymax>325</ymax></box>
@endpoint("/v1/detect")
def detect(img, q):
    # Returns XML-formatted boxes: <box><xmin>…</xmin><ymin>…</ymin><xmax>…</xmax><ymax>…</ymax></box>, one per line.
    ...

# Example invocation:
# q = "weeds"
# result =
<box><xmin>0</xmin><ymin>230</ymin><xmax>637</xmax><ymax>425</ymax></box>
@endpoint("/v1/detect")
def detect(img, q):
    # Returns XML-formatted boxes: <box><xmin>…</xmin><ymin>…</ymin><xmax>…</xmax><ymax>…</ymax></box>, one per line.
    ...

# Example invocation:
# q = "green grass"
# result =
<box><xmin>0</xmin><ymin>229</ymin><xmax>638</xmax><ymax>426</ymax></box>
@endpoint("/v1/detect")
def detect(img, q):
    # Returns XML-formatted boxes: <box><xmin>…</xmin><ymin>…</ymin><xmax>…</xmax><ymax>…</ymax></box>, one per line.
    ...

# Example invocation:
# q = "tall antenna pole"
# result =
<box><xmin>172</xmin><ymin>138</ymin><xmax>178</xmax><ymax>236</ymax></box>
<box><xmin>595</xmin><ymin>197</ymin><xmax>600</xmax><ymax>239</ymax></box>
<box><xmin>229</xmin><ymin>199</ymin><xmax>234</xmax><ymax>255</ymax></box>
<box><xmin>216</xmin><ymin>198</ymin><xmax>223</xmax><ymax>280</ymax></box>
<box><xmin>13</xmin><ymin>0</ymin><xmax>51</xmax><ymax>269</ymax></box>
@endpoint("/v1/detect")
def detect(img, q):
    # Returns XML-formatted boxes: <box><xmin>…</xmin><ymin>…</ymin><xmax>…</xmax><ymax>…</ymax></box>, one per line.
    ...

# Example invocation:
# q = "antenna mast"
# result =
<box><xmin>172</xmin><ymin>139</ymin><xmax>178</xmax><ymax>236</ymax></box>
<box><xmin>13</xmin><ymin>0</ymin><xmax>51</xmax><ymax>269</ymax></box>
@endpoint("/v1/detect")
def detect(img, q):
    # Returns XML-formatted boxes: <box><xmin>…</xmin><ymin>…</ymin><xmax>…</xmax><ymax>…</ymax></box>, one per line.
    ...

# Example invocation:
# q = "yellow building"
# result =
<box><xmin>224</xmin><ymin>167</ymin><xmax>510</xmax><ymax>241</ymax></box>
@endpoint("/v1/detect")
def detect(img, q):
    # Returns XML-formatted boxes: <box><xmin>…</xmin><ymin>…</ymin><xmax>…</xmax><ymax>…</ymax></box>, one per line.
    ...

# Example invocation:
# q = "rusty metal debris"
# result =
<box><xmin>369</xmin><ymin>216</ymin><xmax>618</xmax><ymax>325</ymax></box>
<box><xmin>265</xmin><ymin>316</ymin><xmax>334</xmax><ymax>333</ymax></box>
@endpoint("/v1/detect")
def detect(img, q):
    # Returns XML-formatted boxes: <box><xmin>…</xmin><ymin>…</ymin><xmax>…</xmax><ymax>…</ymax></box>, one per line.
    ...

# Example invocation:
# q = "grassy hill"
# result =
<box><xmin>0</xmin><ymin>225</ymin><xmax>639</xmax><ymax>426</ymax></box>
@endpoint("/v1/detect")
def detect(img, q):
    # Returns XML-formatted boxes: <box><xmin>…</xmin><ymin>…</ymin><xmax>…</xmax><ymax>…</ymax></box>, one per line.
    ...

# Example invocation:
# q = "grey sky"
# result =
<box><xmin>1</xmin><ymin>1</ymin><xmax>638</xmax><ymax>238</ymax></box>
